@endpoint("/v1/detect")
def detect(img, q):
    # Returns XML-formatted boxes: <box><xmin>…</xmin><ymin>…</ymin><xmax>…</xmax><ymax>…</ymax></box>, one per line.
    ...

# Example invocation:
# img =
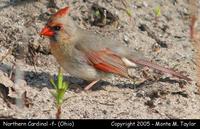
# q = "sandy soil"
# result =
<box><xmin>0</xmin><ymin>0</ymin><xmax>200</xmax><ymax>119</ymax></box>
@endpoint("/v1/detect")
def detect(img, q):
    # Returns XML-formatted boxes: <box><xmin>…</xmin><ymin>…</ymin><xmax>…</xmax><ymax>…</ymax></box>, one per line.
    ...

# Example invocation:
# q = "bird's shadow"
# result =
<box><xmin>0</xmin><ymin>63</ymin><xmax>186</xmax><ymax>91</ymax></box>
<box><xmin>24</xmin><ymin>70</ymin><xmax>111</xmax><ymax>91</ymax></box>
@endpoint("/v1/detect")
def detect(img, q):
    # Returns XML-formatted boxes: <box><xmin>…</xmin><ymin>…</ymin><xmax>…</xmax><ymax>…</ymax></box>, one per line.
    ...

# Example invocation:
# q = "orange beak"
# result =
<box><xmin>40</xmin><ymin>26</ymin><xmax>54</xmax><ymax>37</ymax></box>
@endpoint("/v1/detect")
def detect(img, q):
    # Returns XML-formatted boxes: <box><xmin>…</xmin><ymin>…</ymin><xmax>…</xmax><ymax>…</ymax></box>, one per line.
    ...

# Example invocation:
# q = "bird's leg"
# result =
<box><xmin>84</xmin><ymin>80</ymin><xmax>100</xmax><ymax>91</ymax></box>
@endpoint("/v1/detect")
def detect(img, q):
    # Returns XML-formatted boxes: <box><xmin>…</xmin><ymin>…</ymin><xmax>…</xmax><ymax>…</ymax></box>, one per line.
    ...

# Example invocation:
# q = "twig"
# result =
<box><xmin>0</xmin><ymin>48</ymin><xmax>12</xmax><ymax>63</ymax></box>
<box><xmin>56</xmin><ymin>106</ymin><xmax>61</xmax><ymax>119</ymax></box>
<box><xmin>0</xmin><ymin>84</ymin><xmax>16</xmax><ymax>108</ymax></box>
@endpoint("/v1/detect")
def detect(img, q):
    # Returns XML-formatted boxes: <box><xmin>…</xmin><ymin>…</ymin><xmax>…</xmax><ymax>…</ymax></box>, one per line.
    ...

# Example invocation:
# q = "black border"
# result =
<box><xmin>0</xmin><ymin>119</ymin><xmax>199</xmax><ymax>129</ymax></box>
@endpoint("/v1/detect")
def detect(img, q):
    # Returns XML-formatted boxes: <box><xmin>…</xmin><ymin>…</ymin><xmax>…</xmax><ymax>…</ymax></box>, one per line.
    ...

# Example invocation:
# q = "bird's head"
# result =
<box><xmin>40</xmin><ymin>7</ymin><xmax>77</xmax><ymax>41</ymax></box>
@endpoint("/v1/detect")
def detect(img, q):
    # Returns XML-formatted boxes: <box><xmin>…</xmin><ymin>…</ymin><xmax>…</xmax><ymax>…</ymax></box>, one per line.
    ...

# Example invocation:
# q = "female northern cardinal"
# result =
<box><xmin>40</xmin><ymin>7</ymin><xmax>191</xmax><ymax>90</ymax></box>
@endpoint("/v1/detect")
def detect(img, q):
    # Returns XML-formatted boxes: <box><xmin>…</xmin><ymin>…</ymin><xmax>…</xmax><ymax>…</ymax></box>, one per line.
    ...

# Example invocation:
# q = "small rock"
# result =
<box><xmin>144</xmin><ymin>100</ymin><xmax>155</xmax><ymax>108</ymax></box>
<box><xmin>131</xmin><ymin>3</ymin><xmax>137</xmax><ymax>9</ymax></box>
<box><xmin>136</xmin><ymin>92</ymin><xmax>143</xmax><ymax>97</ymax></box>
<box><xmin>142</xmin><ymin>1</ymin><xmax>148</xmax><ymax>7</ymax></box>
<box><xmin>123</xmin><ymin>34</ymin><xmax>129</xmax><ymax>44</ymax></box>
<box><xmin>0</xmin><ymin>71</ymin><xmax>14</xmax><ymax>88</ymax></box>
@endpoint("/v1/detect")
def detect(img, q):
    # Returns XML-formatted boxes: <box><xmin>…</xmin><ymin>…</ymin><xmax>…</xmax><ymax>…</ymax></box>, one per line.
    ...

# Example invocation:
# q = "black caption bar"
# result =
<box><xmin>0</xmin><ymin>119</ymin><xmax>199</xmax><ymax>129</ymax></box>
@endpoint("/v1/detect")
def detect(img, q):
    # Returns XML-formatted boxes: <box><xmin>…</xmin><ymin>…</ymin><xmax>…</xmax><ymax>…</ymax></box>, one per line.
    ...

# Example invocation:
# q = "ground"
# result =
<box><xmin>0</xmin><ymin>0</ymin><xmax>200</xmax><ymax>119</ymax></box>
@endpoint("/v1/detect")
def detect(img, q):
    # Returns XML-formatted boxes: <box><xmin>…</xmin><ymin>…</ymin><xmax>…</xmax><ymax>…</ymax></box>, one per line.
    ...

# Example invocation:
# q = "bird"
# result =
<box><xmin>40</xmin><ymin>7</ymin><xmax>191</xmax><ymax>90</ymax></box>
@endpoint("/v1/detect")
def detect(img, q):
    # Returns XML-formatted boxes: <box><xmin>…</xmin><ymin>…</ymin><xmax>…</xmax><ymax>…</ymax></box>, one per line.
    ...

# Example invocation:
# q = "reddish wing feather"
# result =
<box><xmin>86</xmin><ymin>49</ymin><xmax>129</xmax><ymax>78</ymax></box>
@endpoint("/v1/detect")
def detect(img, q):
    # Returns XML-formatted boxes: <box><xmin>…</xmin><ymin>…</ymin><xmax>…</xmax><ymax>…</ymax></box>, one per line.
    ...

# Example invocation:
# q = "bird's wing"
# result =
<box><xmin>83</xmin><ymin>48</ymin><xmax>129</xmax><ymax>78</ymax></box>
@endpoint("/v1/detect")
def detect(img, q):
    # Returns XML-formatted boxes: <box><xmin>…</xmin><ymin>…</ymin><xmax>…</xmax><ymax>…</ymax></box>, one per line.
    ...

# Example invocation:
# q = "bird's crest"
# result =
<box><xmin>53</xmin><ymin>7</ymin><xmax>70</xmax><ymax>18</ymax></box>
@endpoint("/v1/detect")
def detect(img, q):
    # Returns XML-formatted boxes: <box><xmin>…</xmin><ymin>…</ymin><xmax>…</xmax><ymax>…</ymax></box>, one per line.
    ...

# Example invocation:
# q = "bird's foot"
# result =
<box><xmin>84</xmin><ymin>80</ymin><xmax>100</xmax><ymax>91</ymax></box>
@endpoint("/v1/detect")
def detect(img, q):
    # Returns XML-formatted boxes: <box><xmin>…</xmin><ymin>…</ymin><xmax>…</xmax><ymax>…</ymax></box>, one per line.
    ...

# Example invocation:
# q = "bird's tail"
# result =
<box><xmin>129</xmin><ymin>58</ymin><xmax>192</xmax><ymax>81</ymax></box>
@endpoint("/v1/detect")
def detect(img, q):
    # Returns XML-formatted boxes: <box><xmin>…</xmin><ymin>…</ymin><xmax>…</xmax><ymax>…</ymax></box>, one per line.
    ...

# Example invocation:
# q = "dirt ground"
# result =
<box><xmin>0</xmin><ymin>0</ymin><xmax>200</xmax><ymax>119</ymax></box>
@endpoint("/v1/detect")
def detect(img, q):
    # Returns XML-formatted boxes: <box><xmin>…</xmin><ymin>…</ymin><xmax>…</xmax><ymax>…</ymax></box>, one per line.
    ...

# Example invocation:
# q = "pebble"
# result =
<box><xmin>143</xmin><ymin>1</ymin><xmax>148</xmax><ymax>7</ymax></box>
<box><xmin>123</xmin><ymin>34</ymin><xmax>129</xmax><ymax>44</ymax></box>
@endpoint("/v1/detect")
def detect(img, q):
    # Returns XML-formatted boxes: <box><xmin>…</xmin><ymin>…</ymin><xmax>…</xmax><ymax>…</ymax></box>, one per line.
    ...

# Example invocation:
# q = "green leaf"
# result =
<box><xmin>50</xmin><ymin>76</ymin><xmax>57</xmax><ymax>90</ymax></box>
<box><xmin>57</xmin><ymin>68</ymin><xmax>63</xmax><ymax>89</ymax></box>
<box><xmin>56</xmin><ymin>89</ymin><xmax>66</xmax><ymax>105</ymax></box>
<box><xmin>126</xmin><ymin>8</ymin><xmax>132</xmax><ymax>17</ymax></box>
<box><xmin>154</xmin><ymin>6</ymin><xmax>161</xmax><ymax>17</ymax></box>
<box><xmin>94</xmin><ymin>10</ymin><xmax>100</xmax><ymax>17</ymax></box>
<box><xmin>62</xmin><ymin>82</ymin><xmax>69</xmax><ymax>90</ymax></box>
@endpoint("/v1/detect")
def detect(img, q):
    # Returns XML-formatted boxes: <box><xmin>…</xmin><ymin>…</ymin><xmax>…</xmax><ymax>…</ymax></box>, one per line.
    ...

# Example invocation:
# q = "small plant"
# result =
<box><xmin>94</xmin><ymin>10</ymin><xmax>101</xmax><ymax>17</ymax></box>
<box><xmin>125</xmin><ymin>8</ymin><xmax>132</xmax><ymax>17</ymax></box>
<box><xmin>153</xmin><ymin>5</ymin><xmax>161</xmax><ymax>24</ymax></box>
<box><xmin>50</xmin><ymin>67</ymin><xmax>69</xmax><ymax>119</ymax></box>
<box><xmin>154</xmin><ymin>5</ymin><xmax>161</xmax><ymax>17</ymax></box>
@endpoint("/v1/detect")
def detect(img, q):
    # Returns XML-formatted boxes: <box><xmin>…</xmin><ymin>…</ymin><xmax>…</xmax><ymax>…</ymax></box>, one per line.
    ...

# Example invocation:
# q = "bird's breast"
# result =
<box><xmin>50</xmin><ymin>43</ymin><xmax>64</xmax><ymax>60</ymax></box>
<box><xmin>50</xmin><ymin>42</ymin><xmax>72</xmax><ymax>65</ymax></box>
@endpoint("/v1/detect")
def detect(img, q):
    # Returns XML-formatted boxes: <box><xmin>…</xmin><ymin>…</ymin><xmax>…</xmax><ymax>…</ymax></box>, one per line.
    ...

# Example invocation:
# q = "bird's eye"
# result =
<box><xmin>52</xmin><ymin>26</ymin><xmax>61</xmax><ymax>31</ymax></box>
